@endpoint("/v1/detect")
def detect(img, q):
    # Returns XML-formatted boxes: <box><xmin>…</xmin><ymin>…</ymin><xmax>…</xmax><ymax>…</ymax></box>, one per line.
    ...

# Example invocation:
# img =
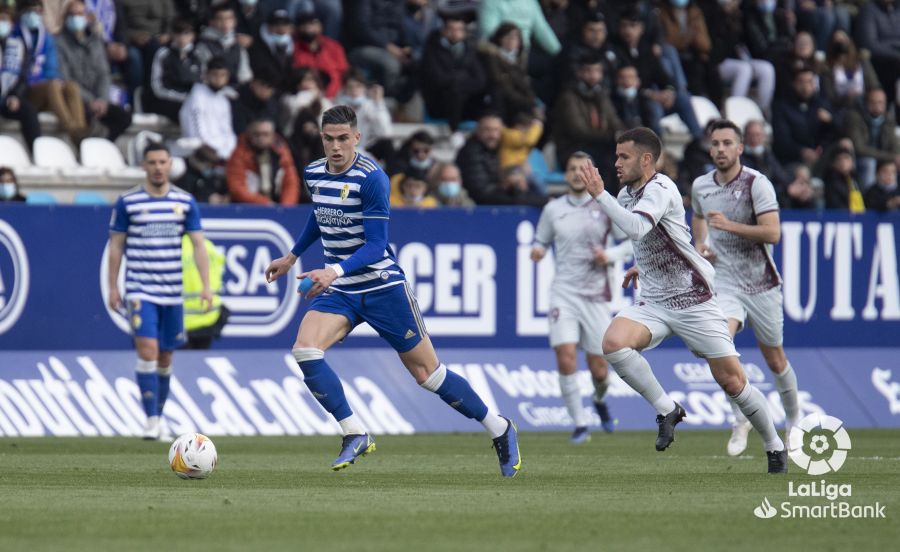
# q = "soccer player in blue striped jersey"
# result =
<box><xmin>265</xmin><ymin>105</ymin><xmax>521</xmax><ymax>477</ymax></box>
<box><xmin>107</xmin><ymin>143</ymin><xmax>212</xmax><ymax>440</ymax></box>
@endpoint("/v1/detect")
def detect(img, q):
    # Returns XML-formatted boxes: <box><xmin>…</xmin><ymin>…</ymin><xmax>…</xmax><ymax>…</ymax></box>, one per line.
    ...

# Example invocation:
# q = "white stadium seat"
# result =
<box><xmin>690</xmin><ymin>96</ymin><xmax>722</xmax><ymax>129</ymax></box>
<box><xmin>80</xmin><ymin>138</ymin><xmax>145</xmax><ymax>178</ymax></box>
<box><xmin>0</xmin><ymin>135</ymin><xmax>58</xmax><ymax>179</ymax></box>
<box><xmin>33</xmin><ymin>137</ymin><xmax>104</xmax><ymax>178</ymax></box>
<box><xmin>127</xmin><ymin>130</ymin><xmax>164</xmax><ymax>166</ymax></box>
<box><xmin>724</xmin><ymin>97</ymin><xmax>766</xmax><ymax>133</ymax></box>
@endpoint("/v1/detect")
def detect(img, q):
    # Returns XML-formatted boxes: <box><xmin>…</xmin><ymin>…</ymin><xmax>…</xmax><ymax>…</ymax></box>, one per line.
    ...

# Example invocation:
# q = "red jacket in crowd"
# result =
<box><xmin>292</xmin><ymin>36</ymin><xmax>349</xmax><ymax>98</ymax></box>
<box><xmin>226</xmin><ymin>134</ymin><xmax>301</xmax><ymax>205</ymax></box>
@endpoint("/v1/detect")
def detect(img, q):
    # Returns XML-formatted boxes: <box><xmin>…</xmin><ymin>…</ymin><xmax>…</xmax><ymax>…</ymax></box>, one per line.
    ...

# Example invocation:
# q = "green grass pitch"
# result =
<box><xmin>1</xmin><ymin>430</ymin><xmax>897</xmax><ymax>551</ymax></box>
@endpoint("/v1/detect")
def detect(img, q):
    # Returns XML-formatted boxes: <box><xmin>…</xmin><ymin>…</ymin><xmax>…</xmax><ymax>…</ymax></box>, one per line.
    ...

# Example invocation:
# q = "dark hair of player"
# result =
<box><xmin>707</xmin><ymin>119</ymin><xmax>743</xmax><ymax>143</ymax></box>
<box><xmin>616</xmin><ymin>127</ymin><xmax>662</xmax><ymax>162</ymax></box>
<box><xmin>143</xmin><ymin>142</ymin><xmax>170</xmax><ymax>159</ymax></box>
<box><xmin>321</xmin><ymin>105</ymin><xmax>358</xmax><ymax>128</ymax></box>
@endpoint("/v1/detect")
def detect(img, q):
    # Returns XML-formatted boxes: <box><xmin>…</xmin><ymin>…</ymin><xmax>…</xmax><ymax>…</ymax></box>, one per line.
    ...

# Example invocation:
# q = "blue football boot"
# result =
<box><xmin>331</xmin><ymin>433</ymin><xmax>375</xmax><ymax>471</ymax></box>
<box><xmin>492</xmin><ymin>417</ymin><xmax>522</xmax><ymax>478</ymax></box>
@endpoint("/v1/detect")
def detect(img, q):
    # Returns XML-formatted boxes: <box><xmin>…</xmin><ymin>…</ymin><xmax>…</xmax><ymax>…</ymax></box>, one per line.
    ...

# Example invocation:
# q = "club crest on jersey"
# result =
<box><xmin>173</xmin><ymin>203</ymin><xmax>184</xmax><ymax>216</ymax></box>
<box><xmin>734</xmin><ymin>190</ymin><xmax>743</xmax><ymax>199</ymax></box>
<box><xmin>340</xmin><ymin>184</ymin><xmax>350</xmax><ymax>201</ymax></box>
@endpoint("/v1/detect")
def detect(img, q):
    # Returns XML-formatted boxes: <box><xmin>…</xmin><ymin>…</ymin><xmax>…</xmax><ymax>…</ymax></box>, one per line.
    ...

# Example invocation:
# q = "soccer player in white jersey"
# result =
<box><xmin>531</xmin><ymin>151</ymin><xmax>632</xmax><ymax>443</ymax></box>
<box><xmin>578</xmin><ymin>127</ymin><xmax>787</xmax><ymax>473</ymax></box>
<box><xmin>107</xmin><ymin>143</ymin><xmax>212</xmax><ymax>440</ymax></box>
<box><xmin>691</xmin><ymin>119</ymin><xmax>801</xmax><ymax>456</ymax></box>
<box><xmin>265</xmin><ymin>105</ymin><xmax>521</xmax><ymax>476</ymax></box>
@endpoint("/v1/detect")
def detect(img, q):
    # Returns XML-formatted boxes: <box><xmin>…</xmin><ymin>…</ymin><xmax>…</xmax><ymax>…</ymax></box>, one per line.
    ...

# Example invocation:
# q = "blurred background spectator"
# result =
<box><xmin>146</xmin><ymin>19</ymin><xmax>202</xmax><ymax>121</ymax></box>
<box><xmin>0</xmin><ymin>167</ymin><xmax>26</xmax><ymax>202</ymax></box>
<box><xmin>180</xmin><ymin>56</ymin><xmax>236</xmax><ymax>160</ymax></box>
<box><xmin>226</xmin><ymin>117</ymin><xmax>301</xmax><ymax>205</ymax></box>
<box><xmin>0</xmin><ymin>5</ymin><xmax>41</xmax><ymax>154</ymax></box>
<box><xmin>292</xmin><ymin>9</ymin><xmax>347</xmax><ymax>99</ymax></box>
<box><xmin>864</xmin><ymin>159</ymin><xmax>900</xmax><ymax>211</ymax></box>
<box><xmin>175</xmin><ymin>144</ymin><xmax>229</xmax><ymax>203</ymax></box>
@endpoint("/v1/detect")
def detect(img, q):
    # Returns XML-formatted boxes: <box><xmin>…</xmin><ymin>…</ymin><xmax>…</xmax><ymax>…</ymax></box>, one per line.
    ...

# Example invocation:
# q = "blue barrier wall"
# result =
<box><xmin>0</xmin><ymin>205</ymin><xmax>897</xmax><ymax>349</ymax></box>
<box><xmin>0</xmin><ymin>348</ymin><xmax>897</xmax><ymax>437</ymax></box>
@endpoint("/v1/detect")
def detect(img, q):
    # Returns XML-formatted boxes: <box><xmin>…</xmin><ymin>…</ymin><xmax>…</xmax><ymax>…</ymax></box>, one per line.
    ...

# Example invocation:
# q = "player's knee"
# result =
<box><xmin>602</xmin><ymin>334</ymin><xmax>629</xmax><ymax>356</ymax></box>
<box><xmin>292</xmin><ymin>347</ymin><xmax>324</xmax><ymax>364</ymax></box>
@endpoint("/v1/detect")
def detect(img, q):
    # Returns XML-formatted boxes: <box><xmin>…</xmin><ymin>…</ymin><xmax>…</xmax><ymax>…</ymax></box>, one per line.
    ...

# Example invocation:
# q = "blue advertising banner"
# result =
<box><xmin>0</xmin><ymin>205</ymin><xmax>897</xmax><ymax>349</ymax></box>
<box><xmin>0</xmin><ymin>348</ymin><xmax>897</xmax><ymax>437</ymax></box>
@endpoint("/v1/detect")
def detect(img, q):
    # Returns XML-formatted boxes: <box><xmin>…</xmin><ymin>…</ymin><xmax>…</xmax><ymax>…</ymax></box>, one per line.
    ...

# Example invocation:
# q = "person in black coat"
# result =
<box><xmin>248</xmin><ymin>10</ymin><xmax>295</xmax><ymax>93</ymax></box>
<box><xmin>231</xmin><ymin>70</ymin><xmax>280</xmax><ymax>135</ymax></box>
<box><xmin>455</xmin><ymin>112</ymin><xmax>545</xmax><ymax>206</ymax></box>
<box><xmin>864</xmin><ymin>159</ymin><xmax>900</xmax><ymax>211</ymax></box>
<box><xmin>772</xmin><ymin>66</ymin><xmax>835</xmax><ymax>167</ymax></box>
<box><xmin>419</xmin><ymin>13</ymin><xmax>486</xmax><ymax>133</ymax></box>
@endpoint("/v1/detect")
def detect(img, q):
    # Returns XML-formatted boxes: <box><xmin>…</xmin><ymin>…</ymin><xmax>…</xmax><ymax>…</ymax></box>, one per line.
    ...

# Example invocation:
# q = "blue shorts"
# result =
<box><xmin>310</xmin><ymin>282</ymin><xmax>427</xmax><ymax>353</ymax></box>
<box><xmin>127</xmin><ymin>299</ymin><xmax>186</xmax><ymax>351</ymax></box>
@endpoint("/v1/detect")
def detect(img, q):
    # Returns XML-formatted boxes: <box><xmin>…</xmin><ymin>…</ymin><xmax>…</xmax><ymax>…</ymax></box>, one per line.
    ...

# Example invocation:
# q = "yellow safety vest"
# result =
<box><xmin>182</xmin><ymin>236</ymin><xmax>225</xmax><ymax>332</ymax></box>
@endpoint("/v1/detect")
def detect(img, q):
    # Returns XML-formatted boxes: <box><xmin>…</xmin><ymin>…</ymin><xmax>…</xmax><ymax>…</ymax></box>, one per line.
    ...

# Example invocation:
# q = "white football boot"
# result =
<box><xmin>726</xmin><ymin>420</ymin><xmax>753</xmax><ymax>456</ymax></box>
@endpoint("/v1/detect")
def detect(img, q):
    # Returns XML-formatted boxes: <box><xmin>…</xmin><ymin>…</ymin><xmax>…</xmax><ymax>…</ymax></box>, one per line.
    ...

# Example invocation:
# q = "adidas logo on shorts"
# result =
<box><xmin>404</xmin><ymin>329</ymin><xmax>416</xmax><ymax>339</ymax></box>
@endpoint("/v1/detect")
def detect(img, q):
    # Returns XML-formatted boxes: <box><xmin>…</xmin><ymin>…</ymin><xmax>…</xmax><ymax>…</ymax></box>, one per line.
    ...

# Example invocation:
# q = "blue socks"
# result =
<box><xmin>293</xmin><ymin>348</ymin><xmax>353</xmax><ymax>421</ymax></box>
<box><xmin>135</xmin><ymin>358</ymin><xmax>159</xmax><ymax>419</ymax></box>
<box><xmin>421</xmin><ymin>363</ymin><xmax>489</xmax><ymax>421</ymax></box>
<box><xmin>157</xmin><ymin>365</ymin><xmax>172</xmax><ymax>416</ymax></box>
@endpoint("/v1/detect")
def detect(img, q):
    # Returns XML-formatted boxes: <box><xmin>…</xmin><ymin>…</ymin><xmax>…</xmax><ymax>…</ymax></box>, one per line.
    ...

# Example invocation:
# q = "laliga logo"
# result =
<box><xmin>788</xmin><ymin>413</ymin><xmax>852</xmax><ymax>476</ymax></box>
<box><xmin>101</xmin><ymin>218</ymin><xmax>299</xmax><ymax>337</ymax></box>
<box><xmin>0</xmin><ymin>220</ymin><xmax>30</xmax><ymax>335</ymax></box>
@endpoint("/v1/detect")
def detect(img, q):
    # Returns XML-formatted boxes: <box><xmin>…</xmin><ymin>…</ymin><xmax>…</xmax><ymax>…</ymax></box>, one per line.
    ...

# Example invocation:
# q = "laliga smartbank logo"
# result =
<box><xmin>753</xmin><ymin>413</ymin><xmax>886</xmax><ymax>520</ymax></box>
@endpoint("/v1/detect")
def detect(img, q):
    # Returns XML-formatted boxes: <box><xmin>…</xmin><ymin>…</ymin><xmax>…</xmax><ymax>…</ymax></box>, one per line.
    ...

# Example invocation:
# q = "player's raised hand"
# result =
<box><xmin>706</xmin><ymin>211</ymin><xmax>732</xmax><ymax>232</ymax></box>
<box><xmin>696</xmin><ymin>243</ymin><xmax>717</xmax><ymax>263</ymax></box>
<box><xmin>592</xmin><ymin>246</ymin><xmax>609</xmax><ymax>266</ymax></box>
<box><xmin>265</xmin><ymin>254</ymin><xmax>296</xmax><ymax>283</ymax></box>
<box><xmin>622</xmin><ymin>266</ymin><xmax>639</xmax><ymax>290</ymax></box>
<box><xmin>578</xmin><ymin>162</ymin><xmax>605</xmax><ymax>198</ymax></box>
<box><xmin>297</xmin><ymin>266</ymin><xmax>339</xmax><ymax>299</ymax></box>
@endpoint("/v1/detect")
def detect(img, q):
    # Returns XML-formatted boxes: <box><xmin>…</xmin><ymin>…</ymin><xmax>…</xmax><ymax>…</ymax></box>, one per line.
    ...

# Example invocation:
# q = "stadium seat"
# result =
<box><xmin>73</xmin><ymin>191</ymin><xmax>110</xmax><ymax>205</ymax></box>
<box><xmin>127</xmin><ymin>130</ymin><xmax>164</xmax><ymax>166</ymax></box>
<box><xmin>25</xmin><ymin>191</ymin><xmax>57</xmax><ymax>204</ymax></box>
<box><xmin>172</xmin><ymin>137</ymin><xmax>203</xmax><ymax>158</ymax></box>
<box><xmin>80</xmin><ymin>138</ymin><xmax>145</xmax><ymax>178</ymax></box>
<box><xmin>528</xmin><ymin>148</ymin><xmax>566</xmax><ymax>185</ymax></box>
<box><xmin>170</xmin><ymin>156</ymin><xmax>187</xmax><ymax>180</ymax></box>
<box><xmin>0</xmin><ymin>136</ymin><xmax>59</xmax><ymax>179</ymax></box>
<box><xmin>690</xmin><ymin>96</ymin><xmax>723</xmax><ymax>129</ymax></box>
<box><xmin>34</xmin><ymin>137</ymin><xmax>104</xmax><ymax>178</ymax></box>
<box><xmin>724</xmin><ymin>97</ymin><xmax>766</xmax><ymax>133</ymax></box>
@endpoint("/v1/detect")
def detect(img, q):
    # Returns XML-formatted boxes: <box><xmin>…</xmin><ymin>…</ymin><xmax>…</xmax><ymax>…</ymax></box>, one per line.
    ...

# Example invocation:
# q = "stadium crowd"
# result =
<box><xmin>1</xmin><ymin>0</ymin><xmax>899</xmax><ymax>212</ymax></box>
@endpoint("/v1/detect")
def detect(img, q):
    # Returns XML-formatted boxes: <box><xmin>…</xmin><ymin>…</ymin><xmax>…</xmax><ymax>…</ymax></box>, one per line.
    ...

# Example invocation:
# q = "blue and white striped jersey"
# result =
<box><xmin>304</xmin><ymin>153</ymin><xmax>405</xmax><ymax>293</ymax></box>
<box><xmin>109</xmin><ymin>185</ymin><xmax>202</xmax><ymax>306</ymax></box>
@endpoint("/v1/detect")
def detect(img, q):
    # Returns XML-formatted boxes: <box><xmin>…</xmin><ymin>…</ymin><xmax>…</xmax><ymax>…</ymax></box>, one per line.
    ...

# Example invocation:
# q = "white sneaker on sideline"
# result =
<box><xmin>142</xmin><ymin>415</ymin><xmax>160</xmax><ymax>440</ymax></box>
<box><xmin>726</xmin><ymin>420</ymin><xmax>753</xmax><ymax>456</ymax></box>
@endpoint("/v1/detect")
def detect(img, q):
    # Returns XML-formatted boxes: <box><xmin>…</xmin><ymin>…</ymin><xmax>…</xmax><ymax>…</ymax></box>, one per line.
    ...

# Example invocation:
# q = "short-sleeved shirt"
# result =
<box><xmin>110</xmin><ymin>185</ymin><xmax>202</xmax><ymax>306</ymax></box>
<box><xmin>617</xmin><ymin>173</ymin><xmax>715</xmax><ymax>310</ymax></box>
<box><xmin>534</xmin><ymin>194</ymin><xmax>620</xmax><ymax>301</ymax></box>
<box><xmin>691</xmin><ymin>166</ymin><xmax>781</xmax><ymax>295</ymax></box>
<box><xmin>304</xmin><ymin>153</ymin><xmax>405</xmax><ymax>294</ymax></box>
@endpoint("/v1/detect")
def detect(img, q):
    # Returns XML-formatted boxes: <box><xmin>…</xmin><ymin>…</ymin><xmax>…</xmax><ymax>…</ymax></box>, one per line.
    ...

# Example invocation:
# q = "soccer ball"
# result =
<box><xmin>168</xmin><ymin>433</ymin><xmax>218</xmax><ymax>479</ymax></box>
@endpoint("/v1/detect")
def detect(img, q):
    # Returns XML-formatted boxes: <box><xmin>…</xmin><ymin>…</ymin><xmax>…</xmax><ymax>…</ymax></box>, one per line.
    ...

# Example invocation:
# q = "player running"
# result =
<box><xmin>691</xmin><ymin>119</ymin><xmax>801</xmax><ymax>456</ymax></box>
<box><xmin>107</xmin><ymin>143</ymin><xmax>212</xmax><ymax>440</ymax></box>
<box><xmin>531</xmin><ymin>151</ymin><xmax>631</xmax><ymax>443</ymax></box>
<box><xmin>578</xmin><ymin>127</ymin><xmax>787</xmax><ymax>473</ymax></box>
<box><xmin>265</xmin><ymin>105</ymin><xmax>521</xmax><ymax>477</ymax></box>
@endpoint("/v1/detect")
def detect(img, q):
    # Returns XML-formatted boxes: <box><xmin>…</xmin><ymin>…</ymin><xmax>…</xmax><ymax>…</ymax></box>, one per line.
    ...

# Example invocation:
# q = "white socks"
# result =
<box><xmin>774</xmin><ymin>362</ymin><xmax>800</xmax><ymax>425</ymax></box>
<box><xmin>731</xmin><ymin>383</ymin><xmax>784</xmax><ymax>452</ymax></box>
<box><xmin>481</xmin><ymin>413</ymin><xmax>509</xmax><ymax>439</ymax></box>
<box><xmin>605</xmin><ymin>348</ymin><xmax>676</xmax><ymax>415</ymax></box>
<box><xmin>559</xmin><ymin>373</ymin><xmax>588</xmax><ymax>427</ymax></box>
<box><xmin>337</xmin><ymin>414</ymin><xmax>367</xmax><ymax>436</ymax></box>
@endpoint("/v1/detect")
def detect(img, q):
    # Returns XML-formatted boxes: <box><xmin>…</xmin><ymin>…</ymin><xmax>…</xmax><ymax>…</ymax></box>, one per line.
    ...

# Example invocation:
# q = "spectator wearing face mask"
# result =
<box><xmin>389</xmin><ymin>130</ymin><xmax>435</xmax><ymax>177</ymax></box>
<box><xmin>280</xmin><ymin>67</ymin><xmax>332</xmax><ymax>136</ymax></box>
<box><xmin>195</xmin><ymin>3</ymin><xmax>251</xmax><ymax>85</ymax></box>
<box><xmin>391</xmin><ymin>174</ymin><xmax>439</xmax><ymax>208</ymax></box>
<box><xmin>0</xmin><ymin>167</ymin><xmax>26</xmax><ymax>202</ymax></box>
<box><xmin>864</xmin><ymin>159</ymin><xmax>900</xmax><ymax>211</ymax></box>
<box><xmin>292</xmin><ymin>10</ymin><xmax>347</xmax><ymax>99</ymax></box>
<box><xmin>740</xmin><ymin>120</ymin><xmax>791</xmax><ymax>204</ymax></box>
<box><xmin>55</xmin><ymin>0</ymin><xmax>133</xmax><ymax>142</ymax></box>
<box><xmin>249</xmin><ymin>9</ymin><xmax>295</xmax><ymax>93</ymax></box>
<box><xmin>824</xmin><ymin>146</ymin><xmax>865</xmax><ymax>212</ymax></box>
<box><xmin>12</xmin><ymin>0</ymin><xmax>88</xmax><ymax>142</ymax></box>
<box><xmin>335</xmin><ymin>69</ymin><xmax>392</xmax><ymax>154</ymax></box>
<box><xmin>175</xmin><ymin>144</ymin><xmax>229</xmax><ymax>204</ymax></box>
<box><xmin>0</xmin><ymin>5</ymin><xmax>41</xmax><ymax>154</ymax></box>
<box><xmin>431</xmin><ymin>161</ymin><xmax>474</xmax><ymax>207</ymax></box>
<box><xmin>226</xmin><ymin>118</ymin><xmax>301</xmax><ymax>205</ymax></box>
<box><xmin>610</xmin><ymin>64</ymin><xmax>658</xmax><ymax>135</ymax></box>
<box><xmin>146</xmin><ymin>19</ymin><xmax>203</xmax><ymax>122</ymax></box>
<box><xmin>180</xmin><ymin>57</ymin><xmax>237</xmax><ymax>160</ymax></box>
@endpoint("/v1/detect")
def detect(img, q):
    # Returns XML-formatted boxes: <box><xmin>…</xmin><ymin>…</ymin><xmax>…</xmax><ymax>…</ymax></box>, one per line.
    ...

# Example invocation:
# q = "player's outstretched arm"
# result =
<box><xmin>265</xmin><ymin>253</ymin><xmax>297</xmax><ymax>283</ymax></box>
<box><xmin>691</xmin><ymin>213</ymin><xmax>716</xmax><ymax>262</ymax></box>
<box><xmin>707</xmin><ymin>210</ymin><xmax>781</xmax><ymax>244</ymax></box>
<box><xmin>579</xmin><ymin>161</ymin><xmax>655</xmax><ymax>241</ymax></box>
<box><xmin>268</xmin><ymin>212</ymin><xmax>322</xmax><ymax>283</ymax></box>
<box><xmin>622</xmin><ymin>266</ymin><xmax>639</xmax><ymax>290</ymax></box>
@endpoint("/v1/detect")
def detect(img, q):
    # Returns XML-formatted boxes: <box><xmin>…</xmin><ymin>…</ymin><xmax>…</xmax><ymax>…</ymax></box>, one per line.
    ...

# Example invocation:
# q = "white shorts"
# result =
<box><xmin>718</xmin><ymin>287</ymin><xmax>784</xmax><ymax>347</ymax></box>
<box><xmin>548</xmin><ymin>291</ymin><xmax>611</xmax><ymax>355</ymax></box>
<box><xmin>615</xmin><ymin>296</ymin><xmax>738</xmax><ymax>359</ymax></box>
